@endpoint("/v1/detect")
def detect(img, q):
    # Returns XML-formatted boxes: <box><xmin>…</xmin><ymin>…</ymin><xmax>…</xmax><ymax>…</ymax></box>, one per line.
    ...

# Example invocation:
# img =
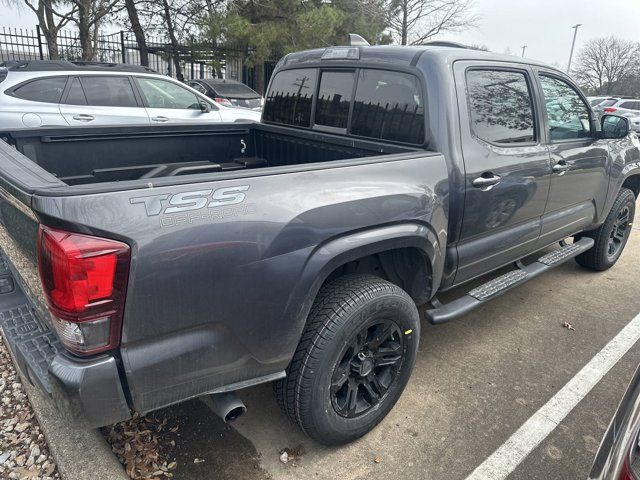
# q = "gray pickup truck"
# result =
<box><xmin>1</xmin><ymin>43</ymin><xmax>639</xmax><ymax>446</ymax></box>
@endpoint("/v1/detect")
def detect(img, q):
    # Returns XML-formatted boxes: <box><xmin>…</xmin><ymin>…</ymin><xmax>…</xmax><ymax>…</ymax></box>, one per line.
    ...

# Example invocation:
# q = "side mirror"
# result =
<box><xmin>199</xmin><ymin>101</ymin><xmax>212</xmax><ymax>113</ymax></box>
<box><xmin>601</xmin><ymin>114</ymin><xmax>630</xmax><ymax>139</ymax></box>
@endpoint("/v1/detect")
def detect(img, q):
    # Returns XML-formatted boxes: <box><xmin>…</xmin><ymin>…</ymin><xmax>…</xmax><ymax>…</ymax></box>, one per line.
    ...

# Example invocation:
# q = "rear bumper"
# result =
<box><xmin>0</xmin><ymin>251</ymin><xmax>130</xmax><ymax>428</ymax></box>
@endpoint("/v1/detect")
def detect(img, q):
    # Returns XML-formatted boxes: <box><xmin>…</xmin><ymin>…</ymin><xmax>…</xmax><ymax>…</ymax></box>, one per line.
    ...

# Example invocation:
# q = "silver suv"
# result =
<box><xmin>592</xmin><ymin>97</ymin><xmax>640</xmax><ymax>117</ymax></box>
<box><xmin>0</xmin><ymin>60</ymin><xmax>260</xmax><ymax>130</ymax></box>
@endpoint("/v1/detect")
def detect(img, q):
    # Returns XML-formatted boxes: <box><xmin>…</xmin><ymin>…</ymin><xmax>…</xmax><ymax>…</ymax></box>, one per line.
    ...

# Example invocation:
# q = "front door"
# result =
<box><xmin>453</xmin><ymin>62</ymin><xmax>552</xmax><ymax>284</ymax></box>
<box><xmin>535</xmin><ymin>71</ymin><xmax>610</xmax><ymax>246</ymax></box>
<box><xmin>135</xmin><ymin>77</ymin><xmax>222</xmax><ymax>124</ymax></box>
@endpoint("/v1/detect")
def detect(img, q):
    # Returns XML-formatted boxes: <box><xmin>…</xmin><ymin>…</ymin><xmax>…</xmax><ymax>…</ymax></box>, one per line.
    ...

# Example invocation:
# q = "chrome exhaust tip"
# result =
<box><xmin>201</xmin><ymin>392</ymin><xmax>247</xmax><ymax>423</ymax></box>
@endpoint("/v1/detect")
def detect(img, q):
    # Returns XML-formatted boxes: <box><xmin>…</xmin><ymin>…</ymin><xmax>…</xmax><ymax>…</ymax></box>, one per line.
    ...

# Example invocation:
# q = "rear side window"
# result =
<box><xmin>315</xmin><ymin>71</ymin><xmax>354</xmax><ymax>129</ymax></box>
<box><xmin>80</xmin><ymin>76</ymin><xmax>137</xmax><ymax>107</ymax></box>
<box><xmin>64</xmin><ymin>77</ymin><xmax>87</xmax><ymax>105</ymax></box>
<box><xmin>466</xmin><ymin>70</ymin><xmax>536</xmax><ymax>145</ymax></box>
<box><xmin>351</xmin><ymin>69</ymin><xmax>424</xmax><ymax>144</ymax></box>
<box><xmin>620</xmin><ymin>101</ymin><xmax>640</xmax><ymax>110</ymax></box>
<box><xmin>263</xmin><ymin>69</ymin><xmax>317</xmax><ymax>127</ymax></box>
<box><xmin>12</xmin><ymin>77</ymin><xmax>67</xmax><ymax>103</ymax></box>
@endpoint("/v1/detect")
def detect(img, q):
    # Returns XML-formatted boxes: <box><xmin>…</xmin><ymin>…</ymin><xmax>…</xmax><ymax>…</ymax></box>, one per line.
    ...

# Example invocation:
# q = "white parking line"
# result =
<box><xmin>465</xmin><ymin>311</ymin><xmax>640</xmax><ymax>480</ymax></box>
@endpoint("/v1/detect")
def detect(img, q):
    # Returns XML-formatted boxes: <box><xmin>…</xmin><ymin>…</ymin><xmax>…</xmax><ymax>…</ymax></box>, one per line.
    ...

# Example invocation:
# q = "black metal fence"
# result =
<box><xmin>0</xmin><ymin>26</ymin><xmax>276</xmax><ymax>92</ymax></box>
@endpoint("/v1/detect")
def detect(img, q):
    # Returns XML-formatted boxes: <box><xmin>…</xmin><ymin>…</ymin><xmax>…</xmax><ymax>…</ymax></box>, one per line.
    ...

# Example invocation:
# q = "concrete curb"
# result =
<box><xmin>2</xmin><ymin>329</ymin><xmax>128</xmax><ymax>480</ymax></box>
<box><xmin>21</xmin><ymin>380</ymin><xmax>129</xmax><ymax>480</ymax></box>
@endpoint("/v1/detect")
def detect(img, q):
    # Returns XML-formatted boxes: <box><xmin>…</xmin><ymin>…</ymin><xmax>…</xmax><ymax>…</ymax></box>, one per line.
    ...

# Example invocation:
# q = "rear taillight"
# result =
<box><xmin>604</xmin><ymin>107</ymin><xmax>618</xmax><ymax>113</ymax></box>
<box><xmin>214</xmin><ymin>97</ymin><xmax>233</xmax><ymax>107</ymax></box>
<box><xmin>37</xmin><ymin>226</ymin><xmax>130</xmax><ymax>356</ymax></box>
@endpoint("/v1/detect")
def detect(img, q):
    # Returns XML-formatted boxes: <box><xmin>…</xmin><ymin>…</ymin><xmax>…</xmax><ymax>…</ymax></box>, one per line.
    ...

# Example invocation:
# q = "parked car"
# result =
<box><xmin>0</xmin><ymin>43</ymin><xmax>638</xmax><ymax>447</ymax></box>
<box><xmin>0</xmin><ymin>60</ymin><xmax>260</xmax><ymax>130</ymax></box>
<box><xmin>187</xmin><ymin>78</ymin><xmax>263</xmax><ymax>110</ymax></box>
<box><xmin>593</xmin><ymin>97</ymin><xmax>640</xmax><ymax>117</ymax></box>
<box><xmin>590</xmin><ymin>365</ymin><xmax>640</xmax><ymax>479</ymax></box>
<box><xmin>621</xmin><ymin>112</ymin><xmax>640</xmax><ymax>133</ymax></box>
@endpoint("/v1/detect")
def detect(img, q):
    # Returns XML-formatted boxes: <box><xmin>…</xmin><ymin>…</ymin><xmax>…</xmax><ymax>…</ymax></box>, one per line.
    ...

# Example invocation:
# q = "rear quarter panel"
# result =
<box><xmin>31</xmin><ymin>153</ymin><xmax>448</xmax><ymax>413</ymax></box>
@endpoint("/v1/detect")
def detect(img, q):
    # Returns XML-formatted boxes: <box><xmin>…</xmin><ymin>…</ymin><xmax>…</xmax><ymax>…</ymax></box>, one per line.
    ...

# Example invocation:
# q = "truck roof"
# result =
<box><xmin>279</xmin><ymin>44</ymin><xmax>564</xmax><ymax>74</ymax></box>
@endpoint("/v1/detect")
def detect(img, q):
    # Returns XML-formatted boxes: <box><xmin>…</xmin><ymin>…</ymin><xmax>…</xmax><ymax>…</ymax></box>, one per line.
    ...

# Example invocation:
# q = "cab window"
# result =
<box><xmin>263</xmin><ymin>69</ymin><xmax>316</xmax><ymax>127</ymax></box>
<box><xmin>466</xmin><ymin>69</ymin><xmax>536</xmax><ymax>145</ymax></box>
<box><xmin>539</xmin><ymin>75</ymin><xmax>591</xmax><ymax>141</ymax></box>
<box><xmin>350</xmin><ymin>69</ymin><xmax>424</xmax><ymax>144</ymax></box>
<box><xmin>315</xmin><ymin>71</ymin><xmax>354</xmax><ymax>129</ymax></box>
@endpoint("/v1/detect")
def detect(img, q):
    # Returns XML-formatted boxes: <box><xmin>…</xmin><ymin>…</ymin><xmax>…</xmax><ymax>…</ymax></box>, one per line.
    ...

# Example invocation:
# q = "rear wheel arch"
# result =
<box><xmin>281</xmin><ymin>223</ymin><xmax>441</xmax><ymax>359</ymax></box>
<box><xmin>621</xmin><ymin>174</ymin><xmax>640</xmax><ymax>198</ymax></box>
<box><xmin>323</xmin><ymin>247</ymin><xmax>433</xmax><ymax>305</ymax></box>
<box><xmin>298</xmin><ymin>223</ymin><xmax>442</xmax><ymax>310</ymax></box>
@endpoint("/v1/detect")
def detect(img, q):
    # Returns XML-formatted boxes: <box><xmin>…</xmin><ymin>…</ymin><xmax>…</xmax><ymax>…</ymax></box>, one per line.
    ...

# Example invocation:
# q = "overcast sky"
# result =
<box><xmin>2</xmin><ymin>0</ymin><xmax>639</xmax><ymax>69</ymax></box>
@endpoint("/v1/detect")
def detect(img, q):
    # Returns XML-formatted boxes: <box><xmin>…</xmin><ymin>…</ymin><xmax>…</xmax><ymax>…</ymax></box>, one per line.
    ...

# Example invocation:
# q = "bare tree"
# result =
<box><xmin>67</xmin><ymin>0</ymin><xmax>122</xmax><ymax>60</ymax></box>
<box><xmin>135</xmin><ymin>0</ymin><xmax>202</xmax><ymax>79</ymax></box>
<box><xmin>9</xmin><ymin>0</ymin><xmax>77</xmax><ymax>58</ymax></box>
<box><xmin>122</xmin><ymin>0</ymin><xmax>149</xmax><ymax>65</ymax></box>
<box><xmin>385</xmin><ymin>0</ymin><xmax>478</xmax><ymax>45</ymax></box>
<box><xmin>573</xmin><ymin>36</ymin><xmax>640</xmax><ymax>95</ymax></box>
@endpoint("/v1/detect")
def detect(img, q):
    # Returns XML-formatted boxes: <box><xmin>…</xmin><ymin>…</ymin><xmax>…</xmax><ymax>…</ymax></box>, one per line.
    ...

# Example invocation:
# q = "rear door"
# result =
<box><xmin>534</xmin><ymin>71</ymin><xmax>610</xmax><ymax>244</ymax></box>
<box><xmin>453</xmin><ymin>62</ymin><xmax>552</xmax><ymax>284</ymax></box>
<box><xmin>59</xmin><ymin>75</ymin><xmax>150</xmax><ymax>125</ymax></box>
<box><xmin>135</xmin><ymin>77</ymin><xmax>222</xmax><ymax>124</ymax></box>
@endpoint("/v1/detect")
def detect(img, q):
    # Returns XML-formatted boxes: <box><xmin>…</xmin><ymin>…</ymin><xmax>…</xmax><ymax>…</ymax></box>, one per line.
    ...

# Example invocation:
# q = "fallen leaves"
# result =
<box><xmin>104</xmin><ymin>413</ymin><xmax>180</xmax><ymax>479</ymax></box>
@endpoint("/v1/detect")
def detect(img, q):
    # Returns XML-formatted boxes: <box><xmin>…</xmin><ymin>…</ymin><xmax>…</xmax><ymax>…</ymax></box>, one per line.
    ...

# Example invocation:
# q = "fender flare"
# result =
<box><xmin>278</xmin><ymin>222</ymin><xmax>443</xmax><ymax>360</ymax></box>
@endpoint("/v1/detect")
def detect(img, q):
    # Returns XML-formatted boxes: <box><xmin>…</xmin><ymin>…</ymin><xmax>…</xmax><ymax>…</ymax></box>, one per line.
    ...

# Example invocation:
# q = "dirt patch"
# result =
<box><xmin>104</xmin><ymin>399</ymin><xmax>270</xmax><ymax>480</ymax></box>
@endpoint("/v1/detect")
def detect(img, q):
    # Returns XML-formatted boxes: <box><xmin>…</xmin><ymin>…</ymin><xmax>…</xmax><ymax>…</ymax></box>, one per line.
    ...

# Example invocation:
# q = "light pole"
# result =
<box><xmin>567</xmin><ymin>24</ymin><xmax>582</xmax><ymax>73</ymax></box>
<box><xmin>521</xmin><ymin>45</ymin><xmax>527</xmax><ymax>57</ymax></box>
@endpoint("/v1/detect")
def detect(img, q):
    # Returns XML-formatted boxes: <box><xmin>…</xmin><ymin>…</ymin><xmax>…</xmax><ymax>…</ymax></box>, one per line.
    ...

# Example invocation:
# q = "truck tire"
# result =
<box><xmin>575</xmin><ymin>187</ymin><xmax>636</xmax><ymax>271</ymax></box>
<box><xmin>274</xmin><ymin>274</ymin><xmax>420</xmax><ymax>445</ymax></box>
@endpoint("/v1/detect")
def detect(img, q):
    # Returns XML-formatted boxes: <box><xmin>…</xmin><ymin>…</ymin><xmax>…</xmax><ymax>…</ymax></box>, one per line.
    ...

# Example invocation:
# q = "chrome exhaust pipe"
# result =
<box><xmin>201</xmin><ymin>392</ymin><xmax>247</xmax><ymax>423</ymax></box>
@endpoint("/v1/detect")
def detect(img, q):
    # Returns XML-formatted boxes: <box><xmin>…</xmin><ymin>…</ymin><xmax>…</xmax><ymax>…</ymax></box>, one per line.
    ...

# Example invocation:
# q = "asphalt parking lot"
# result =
<box><xmin>140</xmin><ymin>218</ymin><xmax>640</xmax><ymax>480</ymax></box>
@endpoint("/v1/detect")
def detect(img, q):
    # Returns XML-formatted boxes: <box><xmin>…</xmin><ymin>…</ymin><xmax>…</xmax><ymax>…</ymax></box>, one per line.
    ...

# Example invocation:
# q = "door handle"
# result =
<box><xmin>552</xmin><ymin>161</ymin><xmax>570</xmax><ymax>174</ymax></box>
<box><xmin>151</xmin><ymin>116</ymin><xmax>169</xmax><ymax>123</ymax></box>
<box><xmin>472</xmin><ymin>174</ymin><xmax>502</xmax><ymax>189</ymax></box>
<box><xmin>72</xmin><ymin>114</ymin><xmax>94</xmax><ymax>122</ymax></box>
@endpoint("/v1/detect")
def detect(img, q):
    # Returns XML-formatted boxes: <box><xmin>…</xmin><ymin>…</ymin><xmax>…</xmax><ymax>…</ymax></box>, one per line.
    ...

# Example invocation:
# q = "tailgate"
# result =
<box><xmin>0</xmin><ymin>190</ymin><xmax>130</xmax><ymax>428</ymax></box>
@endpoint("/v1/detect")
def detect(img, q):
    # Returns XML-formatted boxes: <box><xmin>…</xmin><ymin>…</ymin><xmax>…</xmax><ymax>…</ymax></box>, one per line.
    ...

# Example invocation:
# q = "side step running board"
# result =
<box><xmin>425</xmin><ymin>237</ymin><xmax>595</xmax><ymax>324</ymax></box>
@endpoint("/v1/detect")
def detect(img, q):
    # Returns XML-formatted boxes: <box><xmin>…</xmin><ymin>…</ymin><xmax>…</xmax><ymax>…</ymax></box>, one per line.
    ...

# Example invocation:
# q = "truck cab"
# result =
<box><xmin>0</xmin><ymin>44</ymin><xmax>638</xmax><ymax>446</ymax></box>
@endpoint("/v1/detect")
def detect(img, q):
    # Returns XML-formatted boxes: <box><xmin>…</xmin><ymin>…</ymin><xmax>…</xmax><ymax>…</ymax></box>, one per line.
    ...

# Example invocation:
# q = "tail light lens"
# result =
<box><xmin>214</xmin><ymin>97</ymin><xmax>233</xmax><ymax>107</ymax></box>
<box><xmin>604</xmin><ymin>107</ymin><xmax>618</xmax><ymax>113</ymax></box>
<box><xmin>37</xmin><ymin>226</ymin><xmax>130</xmax><ymax>356</ymax></box>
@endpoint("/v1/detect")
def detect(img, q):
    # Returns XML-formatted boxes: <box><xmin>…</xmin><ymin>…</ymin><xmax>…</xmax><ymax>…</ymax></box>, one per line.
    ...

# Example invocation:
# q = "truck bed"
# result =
<box><xmin>4</xmin><ymin>123</ymin><xmax>417</xmax><ymax>186</ymax></box>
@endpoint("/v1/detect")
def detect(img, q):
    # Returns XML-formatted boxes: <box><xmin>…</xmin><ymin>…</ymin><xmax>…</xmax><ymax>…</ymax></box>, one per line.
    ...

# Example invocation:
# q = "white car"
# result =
<box><xmin>0</xmin><ymin>60</ymin><xmax>261</xmax><ymax>130</ymax></box>
<box><xmin>621</xmin><ymin>112</ymin><xmax>640</xmax><ymax>133</ymax></box>
<box><xmin>592</xmin><ymin>97</ymin><xmax>640</xmax><ymax>117</ymax></box>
